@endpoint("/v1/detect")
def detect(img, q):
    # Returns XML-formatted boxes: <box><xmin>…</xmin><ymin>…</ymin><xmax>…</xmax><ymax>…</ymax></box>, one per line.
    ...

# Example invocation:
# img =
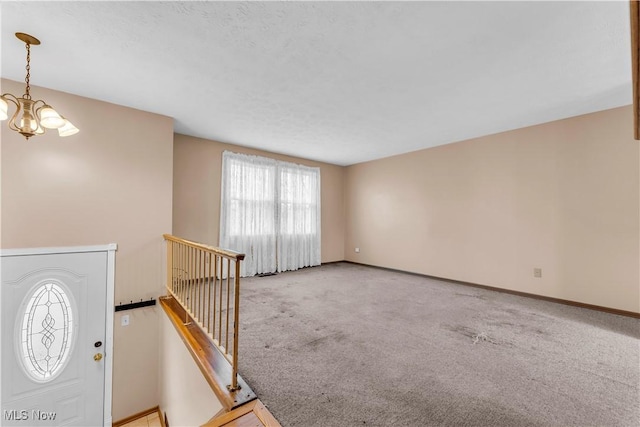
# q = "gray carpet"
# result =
<box><xmin>237</xmin><ymin>262</ymin><xmax>640</xmax><ymax>427</ymax></box>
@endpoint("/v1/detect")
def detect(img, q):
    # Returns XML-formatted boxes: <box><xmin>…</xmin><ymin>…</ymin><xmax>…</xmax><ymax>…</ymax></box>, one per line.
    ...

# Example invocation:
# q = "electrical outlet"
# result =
<box><xmin>121</xmin><ymin>314</ymin><xmax>130</xmax><ymax>326</ymax></box>
<box><xmin>355</xmin><ymin>247</ymin><xmax>360</xmax><ymax>253</ymax></box>
<box><xmin>533</xmin><ymin>268</ymin><xmax>542</xmax><ymax>278</ymax></box>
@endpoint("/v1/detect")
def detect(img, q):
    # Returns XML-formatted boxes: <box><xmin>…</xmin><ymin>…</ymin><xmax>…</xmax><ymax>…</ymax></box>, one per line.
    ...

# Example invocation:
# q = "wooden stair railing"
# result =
<box><xmin>162</xmin><ymin>234</ymin><xmax>256</xmax><ymax>411</ymax></box>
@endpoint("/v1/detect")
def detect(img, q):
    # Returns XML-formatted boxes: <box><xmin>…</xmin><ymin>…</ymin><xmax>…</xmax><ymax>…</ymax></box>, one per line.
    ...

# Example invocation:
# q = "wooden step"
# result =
<box><xmin>203</xmin><ymin>400</ymin><xmax>281</xmax><ymax>427</ymax></box>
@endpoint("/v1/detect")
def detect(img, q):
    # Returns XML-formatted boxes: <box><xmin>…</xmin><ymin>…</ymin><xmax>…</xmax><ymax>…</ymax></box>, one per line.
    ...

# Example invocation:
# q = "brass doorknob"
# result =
<box><xmin>94</xmin><ymin>353</ymin><xmax>103</xmax><ymax>362</ymax></box>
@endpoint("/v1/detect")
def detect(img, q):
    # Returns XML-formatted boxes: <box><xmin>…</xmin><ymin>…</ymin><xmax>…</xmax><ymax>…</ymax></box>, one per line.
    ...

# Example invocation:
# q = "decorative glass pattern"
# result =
<box><xmin>20</xmin><ymin>282</ymin><xmax>74</xmax><ymax>382</ymax></box>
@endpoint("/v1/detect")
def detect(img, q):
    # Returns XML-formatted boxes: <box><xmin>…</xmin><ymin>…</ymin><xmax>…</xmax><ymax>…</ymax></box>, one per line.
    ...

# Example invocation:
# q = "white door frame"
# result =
<box><xmin>0</xmin><ymin>243</ymin><xmax>117</xmax><ymax>426</ymax></box>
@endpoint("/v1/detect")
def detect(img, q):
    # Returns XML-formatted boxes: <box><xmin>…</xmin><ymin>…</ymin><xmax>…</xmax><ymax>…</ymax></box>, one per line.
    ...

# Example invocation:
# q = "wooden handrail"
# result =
<box><xmin>163</xmin><ymin>234</ymin><xmax>245</xmax><ymax>261</ymax></box>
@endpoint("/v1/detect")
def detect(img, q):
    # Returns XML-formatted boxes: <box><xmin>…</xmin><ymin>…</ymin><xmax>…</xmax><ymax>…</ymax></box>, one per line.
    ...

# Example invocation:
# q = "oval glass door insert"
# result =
<box><xmin>19</xmin><ymin>282</ymin><xmax>75</xmax><ymax>382</ymax></box>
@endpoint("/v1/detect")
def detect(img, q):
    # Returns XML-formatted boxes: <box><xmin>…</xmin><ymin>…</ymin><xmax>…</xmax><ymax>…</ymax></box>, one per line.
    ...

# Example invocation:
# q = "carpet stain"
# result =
<box><xmin>441</xmin><ymin>323</ymin><xmax>479</xmax><ymax>339</ymax></box>
<box><xmin>472</xmin><ymin>332</ymin><xmax>489</xmax><ymax>344</ymax></box>
<box><xmin>454</xmin><ymin>292</ymin><xmax>487</xmax><ymax>300</ymax></box>
<box><xmin>441</xmin><ymin>324</ymin><xmax>512</xmax><ymax>347</ymax></box>
<box><xmin>486</xmin><ymin>320</ymin><xmax>550</xmax><ymax>340</ymax></box>
<box><xmin>304</xmin><ymin>331</ymin><xmax>347</xmax><ymax>349</ymax></box>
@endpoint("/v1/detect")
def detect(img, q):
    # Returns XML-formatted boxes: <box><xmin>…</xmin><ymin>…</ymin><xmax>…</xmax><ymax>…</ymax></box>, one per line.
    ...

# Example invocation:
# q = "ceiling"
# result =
<box><xmin>0</xmin><ymin>1</ymin><xmax>632</xmax><ymax>166</ymax></box>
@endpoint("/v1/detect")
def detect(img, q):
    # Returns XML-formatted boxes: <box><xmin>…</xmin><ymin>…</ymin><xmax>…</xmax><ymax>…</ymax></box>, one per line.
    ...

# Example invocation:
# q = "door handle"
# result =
<box><xmin>93</xmin><ymin>353</ymin><xmax>103</xmax><ymax>362</ymax></box>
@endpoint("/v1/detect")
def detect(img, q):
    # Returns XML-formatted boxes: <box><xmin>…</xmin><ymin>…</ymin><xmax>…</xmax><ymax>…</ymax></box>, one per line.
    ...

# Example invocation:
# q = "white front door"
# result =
<box><xmin>1</xmin><ymin>247</ymin><xmax>114</xmax><ymax>426</ymax></box>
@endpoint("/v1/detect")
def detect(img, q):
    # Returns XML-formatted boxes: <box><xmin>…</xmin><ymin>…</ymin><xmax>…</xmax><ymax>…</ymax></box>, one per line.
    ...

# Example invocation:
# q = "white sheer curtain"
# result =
<box><xmin>277</xmin><ymin>163</ymin><xmax>321</xmax><ymax>272</ymax></box>
<box><xmin>220</xmin><ymin>152</ymin><xmax>277</xmax><ymax>277</ymax></box>
<box><xmin>219</xmin><ymin>151</ymin><xmax>321</xmax><ymax>277</ymax></box>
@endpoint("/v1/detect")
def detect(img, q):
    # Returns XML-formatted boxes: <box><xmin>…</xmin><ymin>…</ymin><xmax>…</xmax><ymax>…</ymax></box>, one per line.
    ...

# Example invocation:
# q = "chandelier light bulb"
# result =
<box><xmin>58</xmin><ymin>119</ymin><xmax>79</xmax><ymax>137</ymax></box>
<box><xmin>39</xmin><ymin>105</ymin><xmax>65</xmax><ymax>129</ymax></box>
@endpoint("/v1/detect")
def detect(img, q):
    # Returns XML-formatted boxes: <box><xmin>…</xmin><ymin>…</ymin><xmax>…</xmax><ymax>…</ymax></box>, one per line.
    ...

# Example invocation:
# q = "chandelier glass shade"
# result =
<box><xmin>1</xmin><ymin>33</ymin><xmax>78</xmax><ymax>139</ymax></box>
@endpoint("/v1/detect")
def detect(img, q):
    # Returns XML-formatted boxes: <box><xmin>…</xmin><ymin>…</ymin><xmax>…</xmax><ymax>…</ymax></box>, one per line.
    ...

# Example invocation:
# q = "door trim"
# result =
<box><xmin>104</xmin><ymin>247</ymin><xmax>116</xmax><ymax>427</ymax></box>
<box><xmin>0</xmin><ymin>243</ymin><xmax>117</xmax><ymax>257</ymax></box>
<box><xmin>1</xmin><ymin>243</ymin><xmax>117</xmax><ymax>426</ymax></box>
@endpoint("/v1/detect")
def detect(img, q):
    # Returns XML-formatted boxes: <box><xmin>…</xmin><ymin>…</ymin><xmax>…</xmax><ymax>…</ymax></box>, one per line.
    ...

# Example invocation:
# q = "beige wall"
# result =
<box><xmin>345</xmin><ymin>105</ymin><xmax>640</xmax><ymax>313</ymax></box>
<box><xmin>159</xmin><ymin>313</ymin><xmax>222</xmax><ymax>426</ymax></box>
<box><xmin>0</xmin><ymin>79</ymin><xmax>174</xmax><ymax>420</ymax></box>
<box><xmin>172</xmin><ymin>134</ymin><xmax>345</xmax><ymax>263</ymax></box>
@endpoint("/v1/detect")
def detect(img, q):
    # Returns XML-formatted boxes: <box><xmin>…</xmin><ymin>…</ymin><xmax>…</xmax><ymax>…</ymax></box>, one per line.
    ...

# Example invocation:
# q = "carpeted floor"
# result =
<box><xmin>237</xmin><ymin>262</ymin><xmax>640</xmax><ymax>427</ymax></box>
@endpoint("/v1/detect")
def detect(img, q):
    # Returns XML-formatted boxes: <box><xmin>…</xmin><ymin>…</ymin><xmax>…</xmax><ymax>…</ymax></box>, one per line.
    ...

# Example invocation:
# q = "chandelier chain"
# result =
<box><xmin>24</xmin><ymin>42</ymin><xmax>31</xmax><ymax>100</ymax></box>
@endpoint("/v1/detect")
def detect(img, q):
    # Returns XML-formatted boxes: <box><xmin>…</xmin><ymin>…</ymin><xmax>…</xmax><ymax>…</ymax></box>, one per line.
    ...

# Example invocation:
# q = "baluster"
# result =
<box><xmin>166</xmin><ymin>241</ymin><xmax>172</xmax><ymax>295</ymax></box>
<box><xmin>188</xmin><ymin>246</ymin><xmax>192</xmax><ymax>316</ymax></box>
<box><xmin>180</xmin><ymin>243</ymin><xmax>184</xmax><ymax>302</ymax></box>
<box><xmin>172</xmin><ymin>241</ymin><xmax>176</xmax><ymax>294</ymax></box>
<box><xmin>213</xmin><ymin>254</ymin><xmax>218</xmax><ymax>342</ymax></box>
<box><xmin>206</xmin><ymin>252</ymin><xmax>211</xmax><ymax>333</ymax></box>
<box><xmin>201</xmin><ymin>250</ymin><xmax>205</xmax><ymax>324</ymax></box>
<box><xmin>225</xmin><ymin>258</ymin><xmax>231</xmax><ymax>353</ymax></box>
<box><xmin>197</xmin><ymin>250</ymin><xmax>201</xmax><ymax>322</ymax></box>
<box><xmin>218</xmin><ymin>255</ymin><xmax>223</xmax><ymax>345</ymax></box>
<box><xmin>231</xmin><ymin>259</ymin><xmax>241</xmax><ymax>390</ymax></box>
<box><xmin>192</xmin><ymin>246</ymin><xmax>197</xmax><ymax>316</ymax></box>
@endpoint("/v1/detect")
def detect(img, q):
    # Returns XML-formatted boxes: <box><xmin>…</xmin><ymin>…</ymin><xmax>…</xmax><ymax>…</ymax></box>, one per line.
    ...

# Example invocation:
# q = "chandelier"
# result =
<box><xmin>0</xmin><ymin>33</ymin><xmax>78</xmax><ymax>139</ymax></box>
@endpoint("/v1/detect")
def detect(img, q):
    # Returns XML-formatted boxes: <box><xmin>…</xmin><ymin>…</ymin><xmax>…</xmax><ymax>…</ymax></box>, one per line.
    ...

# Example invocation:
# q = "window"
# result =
<box><xmin>19</xmin><ymin>281</ymin><xmax>75</xmax><ymax>382</ymax></box>
<box><xmin>227</xmin><ymin>161</ymin><xmax>276</xmax><ymax>237</ymax></box>
<box><xmin>279</xmin><ymin>166</ymin><xmax>318</xmax><ymax>235</ymax></box>
<box><xmin>220</xmin><ymin>151</ymin><xmax>321</xmax><ymax>277</ymax></box>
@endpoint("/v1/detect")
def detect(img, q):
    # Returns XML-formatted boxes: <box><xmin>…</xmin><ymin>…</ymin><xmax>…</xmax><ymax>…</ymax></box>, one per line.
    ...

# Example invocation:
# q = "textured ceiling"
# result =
<box><xmin>0</xmin><ymin>1</ymin><xmax>632</xmax><ymax>166</ymax></box>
